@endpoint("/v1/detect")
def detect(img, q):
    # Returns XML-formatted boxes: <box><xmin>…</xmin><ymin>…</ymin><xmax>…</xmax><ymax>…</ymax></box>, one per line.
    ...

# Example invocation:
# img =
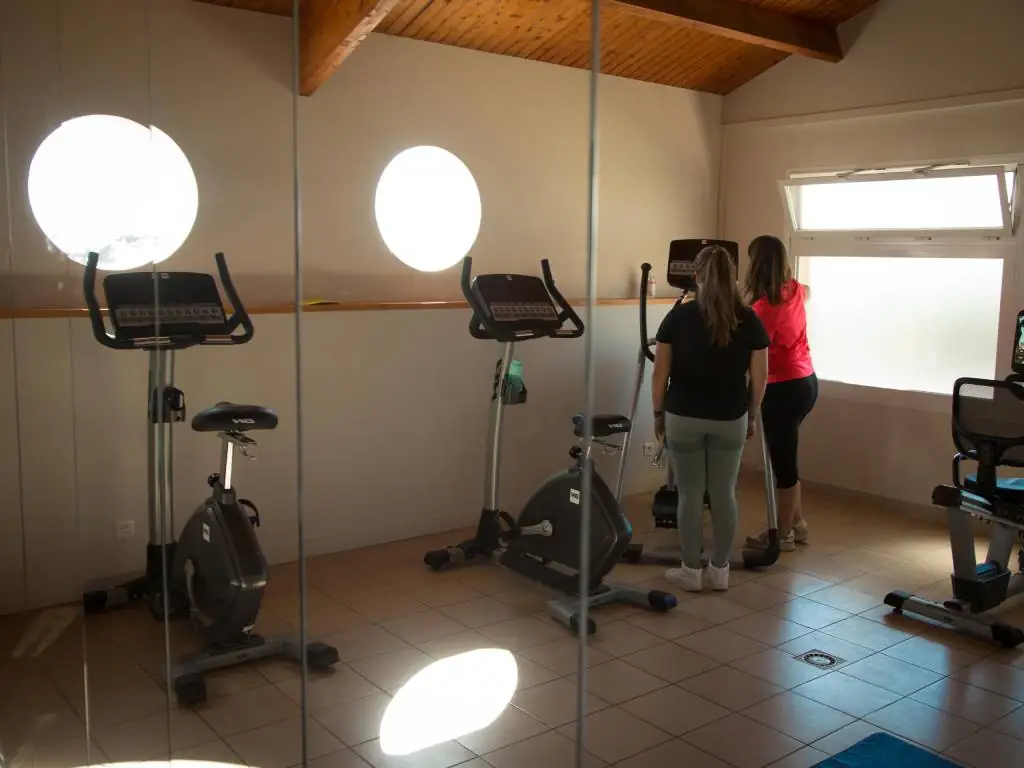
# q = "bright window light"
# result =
<box><xmin>799</xmin><ymin>256</ymin><xmax>1002</xmax><ymax>395</ymax></box>
<box><xmin>379</xmin><ymin>648</ymin><xmax>517</xmax><ymax>756</ymax></box>
<box><xmin>374</xmin><ymin>146</ymin><xmax>482</xmax><ymax>272</ymax></box>
<box><xmin>28</xmin><ymin>114</ymin><xmax>199</xmax><ymax>271</ymax></box>
<box><xmin>785</xmin><ymin>170</ymin><xmax>1012</xmax><ymax>233</ymax></box>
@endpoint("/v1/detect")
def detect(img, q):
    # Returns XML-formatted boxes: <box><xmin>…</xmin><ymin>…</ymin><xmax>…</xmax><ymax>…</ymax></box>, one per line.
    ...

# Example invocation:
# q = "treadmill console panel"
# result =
<box><xmin>667</xmin><ymin>239</ymin><xmax>739</xmax><ymax>291</ymax></box>
<box><xmin>104</xmin><ymin>272</ymin><xmax>229</xmax><ymax>340</ymax></box>
<box><xmin>471</xmin><ymin>273</ymin><xmax>561</xmax><ymax>334</ymax></box>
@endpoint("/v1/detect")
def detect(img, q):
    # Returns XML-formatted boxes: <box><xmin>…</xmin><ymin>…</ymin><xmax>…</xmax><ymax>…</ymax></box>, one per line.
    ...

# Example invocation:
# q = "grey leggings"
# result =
<box><xmin>665</xmin><ymin>412</ymin><xmax>747</xmax><ymax>570</ymax></box>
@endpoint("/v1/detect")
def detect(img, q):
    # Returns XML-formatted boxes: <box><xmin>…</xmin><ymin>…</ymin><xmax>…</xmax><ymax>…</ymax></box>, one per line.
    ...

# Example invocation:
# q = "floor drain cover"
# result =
<box><xmin>796</xmin><ymin>650</ymin><xmax>844</xmax><ymax>668</ymax></box>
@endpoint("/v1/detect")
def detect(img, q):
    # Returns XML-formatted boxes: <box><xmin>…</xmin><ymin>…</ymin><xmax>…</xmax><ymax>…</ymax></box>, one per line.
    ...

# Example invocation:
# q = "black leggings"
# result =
<box><xmin>761</xmin><ymin>374</ymin><xmax>818</xmax><ymax>490</ymax></box>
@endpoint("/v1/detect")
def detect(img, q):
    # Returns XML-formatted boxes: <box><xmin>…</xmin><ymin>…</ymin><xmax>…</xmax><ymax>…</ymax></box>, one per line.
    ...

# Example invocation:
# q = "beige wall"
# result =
<box><xmin>721</xmin><ymin>0</ymin><xmax>1024</xmax><ymax>505</ymax></box>
<box><xmin>0</xmin><ymin>0</ymin><xmax>712</xmax><ymax>613</ymax></box>
<box><xmin>724</xmin><ymin>0</ymin><xmax>1024</xmax><ymax>124</ymax></box>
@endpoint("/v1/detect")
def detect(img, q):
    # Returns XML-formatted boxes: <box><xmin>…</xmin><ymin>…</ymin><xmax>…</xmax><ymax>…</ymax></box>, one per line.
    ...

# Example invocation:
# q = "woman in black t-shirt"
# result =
<box><xmin>652</xmin><ymin>245</ymin><xmax>769</xmax><ymax>593</ymax></box>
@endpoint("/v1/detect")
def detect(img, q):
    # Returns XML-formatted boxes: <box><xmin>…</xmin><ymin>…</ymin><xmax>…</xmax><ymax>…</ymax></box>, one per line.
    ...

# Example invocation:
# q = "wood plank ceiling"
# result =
<box><xmin>196</xmin><ymin>0</ymin><xmax>878</xmax><ymax>95</ymax></box>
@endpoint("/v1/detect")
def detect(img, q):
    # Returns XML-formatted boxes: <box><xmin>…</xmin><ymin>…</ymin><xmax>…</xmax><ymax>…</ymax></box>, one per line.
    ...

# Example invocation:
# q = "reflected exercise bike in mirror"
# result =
<box><xmin>887</xmin><ymin>309</ymin><xmax>1024</xmax><ymax>648</ymax></box>
<box><xmin>619</xmin><ymin>239</ymin><xmax>781</xmax><ymax>570</ymax></box>
<box><xmin>424</xmin><ymin>258</ymin><xmax>677</xmax><ymax>634</ymax></box>
<box><xmin>80</xmin><ymin>253</ymin><xmax>338</xmax><ymax>703</ymax></box>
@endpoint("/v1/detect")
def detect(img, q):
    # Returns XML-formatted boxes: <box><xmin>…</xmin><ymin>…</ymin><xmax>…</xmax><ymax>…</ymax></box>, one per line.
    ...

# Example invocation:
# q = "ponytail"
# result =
<box><xmin>695</xmin><ymin>245</ymin><xmax>742</xmax><ymax>347</ymax></box>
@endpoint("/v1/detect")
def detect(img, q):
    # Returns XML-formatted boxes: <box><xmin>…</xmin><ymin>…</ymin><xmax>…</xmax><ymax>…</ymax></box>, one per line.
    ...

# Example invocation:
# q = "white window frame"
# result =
<box><xmin>780</xmin><ymin>165</ymin><xmax>1015</xmax><ymax>241</ymax></box>
<box><xmin>780</xmin><ymin>162</ymin><xmax>1021</xmax><ymax>412</ymax></box>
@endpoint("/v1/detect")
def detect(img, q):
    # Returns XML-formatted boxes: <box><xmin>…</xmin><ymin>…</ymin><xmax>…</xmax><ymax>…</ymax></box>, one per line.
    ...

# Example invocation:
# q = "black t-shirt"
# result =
<box><xmin>656</xmin><ymin>300</ymin><xmax>770</xmax><ymax>421</ymax></box>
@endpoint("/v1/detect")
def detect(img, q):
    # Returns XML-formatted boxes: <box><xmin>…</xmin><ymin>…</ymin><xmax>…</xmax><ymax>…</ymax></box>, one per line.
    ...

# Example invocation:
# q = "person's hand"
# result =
<box><xmin>654</xmin><ymin>413</ymin><xmax>666</xmax><ymax>443</ymax></box>
<box><xmin>746</xmin><ymin>414</ymin><xmax>756</xmax><ymax>440</ymax></box>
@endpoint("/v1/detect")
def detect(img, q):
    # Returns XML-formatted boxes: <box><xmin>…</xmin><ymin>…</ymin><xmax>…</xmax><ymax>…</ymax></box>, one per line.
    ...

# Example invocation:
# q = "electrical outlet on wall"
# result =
<box><xmin>116</xmin><ymin>520</ymin><xmax>135</xmax><ymax>539</ymax></box>
<box><xmin>642</xmin><ymin>442</ymin><xmax>658</xmax><ymax>457</ymax></box>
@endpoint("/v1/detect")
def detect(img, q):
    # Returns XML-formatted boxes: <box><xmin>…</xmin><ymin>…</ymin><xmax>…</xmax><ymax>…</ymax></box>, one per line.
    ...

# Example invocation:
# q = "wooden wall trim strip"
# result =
<box><xmin>0</xmin><ymin>296</ymin><xmax>679</xmax><ymax>320</ymax></box>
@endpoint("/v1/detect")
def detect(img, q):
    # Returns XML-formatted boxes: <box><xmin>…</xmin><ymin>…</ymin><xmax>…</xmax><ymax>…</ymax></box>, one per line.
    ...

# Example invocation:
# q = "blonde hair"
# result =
<box><xmin>694</xmin><ymin>245</ymin><xmax>743</xmax><ymax>347</ymax></box>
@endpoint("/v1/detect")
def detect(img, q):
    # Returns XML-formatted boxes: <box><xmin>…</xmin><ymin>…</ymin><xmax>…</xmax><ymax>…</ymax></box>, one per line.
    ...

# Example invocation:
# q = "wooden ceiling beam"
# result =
<box><xmin>300</xmin><ymin>0</ymin><xmax>403</xmax><ymax>96</ymax></box>
<box><xmin>611</xmin><ymin>0</ymin><xmax>843</xmax><ymax>63</ymax></box>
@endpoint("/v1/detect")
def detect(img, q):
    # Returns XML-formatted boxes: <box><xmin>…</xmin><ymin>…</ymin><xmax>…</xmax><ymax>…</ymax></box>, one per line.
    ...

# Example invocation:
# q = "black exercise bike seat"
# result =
<box><xmin>573</xmin><ymin>413</ymin><xmax>632</xmax><ymax>438</ymax></box>
<box><xmin>192</xmin><ymin>402</ymin><xmax>279</xmax><ymax>433</ymax></box>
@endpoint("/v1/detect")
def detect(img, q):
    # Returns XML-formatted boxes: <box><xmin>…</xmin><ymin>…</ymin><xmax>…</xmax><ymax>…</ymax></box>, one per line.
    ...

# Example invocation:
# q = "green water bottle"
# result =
<box><xmin>505</xmin><ymin>359</ymin><xmax>524</xmax><ymax>402</ymax></box>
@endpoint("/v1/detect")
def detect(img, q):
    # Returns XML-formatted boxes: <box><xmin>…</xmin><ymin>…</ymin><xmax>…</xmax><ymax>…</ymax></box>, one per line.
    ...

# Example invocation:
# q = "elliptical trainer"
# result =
<box><xmin>423</xmin><ymin>258</ymin><xmax>677</xmax><ymax>634</ymax></box>
<box><xmin>619</xmin><ymin>239</ymin><xmax>781</xmax><ymax>569</ymax></box>
<box><xmin>81</xmin><ymin>253</ymin><xmax>338</xmax><ymax>704</ymax></box>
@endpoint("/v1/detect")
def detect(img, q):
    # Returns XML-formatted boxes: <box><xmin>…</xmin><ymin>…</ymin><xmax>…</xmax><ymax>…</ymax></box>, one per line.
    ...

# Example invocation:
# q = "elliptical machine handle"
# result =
<box><xmin>640</xmin><ymin>262</ymin><xmax>655</xmax><ymax>362</ymax></box>
<box><xmin>540</xmin><ymin>259</ymin><xmax>585</xmax><ymax>338</ymax></box>
<box><xmin>83</xmin><ymin>252</ymin><xmax>133</xmax><ymax>350</ymax></box>
<box><xmin>215</xmin><ymin>252</ymin><xmax>255</xmax><ymax>344</ymax></box>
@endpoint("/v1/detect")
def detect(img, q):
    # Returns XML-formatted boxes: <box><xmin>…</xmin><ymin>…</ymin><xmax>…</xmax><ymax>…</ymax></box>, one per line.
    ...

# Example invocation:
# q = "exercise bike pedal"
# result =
<box><xmin>174</xmin><ymin>673</ymin><xmax>207</xmax><ymax>707</ymax></box>
<box><xmin>307</xmin><ymin>642</ymin><xmax>341</xmax><ymax>670</ymax></box>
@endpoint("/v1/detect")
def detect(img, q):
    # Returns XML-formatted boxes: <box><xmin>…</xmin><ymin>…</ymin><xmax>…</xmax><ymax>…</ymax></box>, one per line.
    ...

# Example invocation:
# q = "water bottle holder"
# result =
<box><xmin>501</xmin><ymin>380</ymin><xmax>527</xmax><ymax>406</ymax></box>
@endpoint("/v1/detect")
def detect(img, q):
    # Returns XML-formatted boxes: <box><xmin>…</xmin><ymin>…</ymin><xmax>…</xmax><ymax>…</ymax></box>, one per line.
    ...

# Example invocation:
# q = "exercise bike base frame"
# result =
<box><xmin>886</xmin><ymin>488</ymin><xmax>1024</xmax><ymax>649</ymax></box>
<box><xmin>82</xmin><ymin>542</ymin><xmax>186</xmax><ymax>617</ymax></box>
<box><xmin>549</xmin><ymin>581</ymin><xmax>675</xmax><ymax>636</ymax></box>
<box><xmin>171</xmin><ymin>633</ymin><xmax>340</xmax><ymax>706</ymax></box>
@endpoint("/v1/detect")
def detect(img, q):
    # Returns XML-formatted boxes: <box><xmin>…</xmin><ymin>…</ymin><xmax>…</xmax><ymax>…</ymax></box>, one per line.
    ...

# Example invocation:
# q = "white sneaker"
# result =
<box><xmin>707</xmin><ymin>562</ymin><xmax>729</xmax><ymax>591</ymax></box>
<box><xmin>745</xmin><ymin>529</ymin><xmax>796</xmax><ymax>552</ymax></box>
<box><xmin>665</xmin><ymin>565</ymin><xmax>704</xmax><ymax>593</ymax></box>
<box><xmin>793</xmin><ymin>518</ymin><xmax>810</xmax><ymax>544</ymax></box>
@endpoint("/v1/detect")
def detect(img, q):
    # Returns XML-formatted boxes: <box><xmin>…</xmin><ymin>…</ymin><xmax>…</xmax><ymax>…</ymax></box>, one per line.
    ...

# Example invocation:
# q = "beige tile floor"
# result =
<box><xmin>3</xmin><ymin>479</ymin><xmax>1024</xmax><ymax>768</ymax></box>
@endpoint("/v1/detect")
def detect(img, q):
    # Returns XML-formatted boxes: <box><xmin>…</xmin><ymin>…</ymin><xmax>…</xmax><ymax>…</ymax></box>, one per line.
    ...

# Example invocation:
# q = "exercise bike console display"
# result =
<box><xmin>666</xmin><ymin>238</ymin><xmax>739</xmax><ymax>291</ymax></box>
<box><xmin>464</xmin><ymin>257</ymin><xmax>584</xmax><ymax>342</ymax></box>
<box><xmin>85</xmin><ymin>252</ymin><xmax>253</xmax><ymax>348</ymax></box>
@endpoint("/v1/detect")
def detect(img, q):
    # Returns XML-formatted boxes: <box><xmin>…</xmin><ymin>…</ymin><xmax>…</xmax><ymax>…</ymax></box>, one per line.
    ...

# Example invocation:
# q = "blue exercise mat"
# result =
<box><xmin>814</xmin><ymin>733</ymin><xmax>960</xmax><ymax>767</ymax></box>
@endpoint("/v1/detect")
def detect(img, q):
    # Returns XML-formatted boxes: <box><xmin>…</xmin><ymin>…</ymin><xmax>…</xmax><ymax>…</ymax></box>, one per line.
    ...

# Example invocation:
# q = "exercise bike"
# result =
<box><xmin>886</xmin><ymin>310</ymin><xmax>1024</xmax><ymax>648</ymax></box>
<box><xmin>618</xmin><ymin>240</ymin><xmax>781</xmax><ymax>569</ymax></box>
<box><xmin>81</xmin><ymin>252</ymin><xmax>338</xmax><ymax>704</ymax></box>
<box><xmin>423</xmin><ymin>258</ymin><xmax>677</xmax><ymax>634</ymax></box>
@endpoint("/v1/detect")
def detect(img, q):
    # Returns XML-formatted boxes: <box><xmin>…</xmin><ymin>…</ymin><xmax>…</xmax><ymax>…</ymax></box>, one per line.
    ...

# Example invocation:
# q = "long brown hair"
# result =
<box><xmin>694</xmin><ymin>245</ymin><xmax>743</xmax><ymax>347</ymax></box>
<box><xmin>745</xmin><ymin>235</ymin><xmax>792</xmax><ymax>305</ymax></box>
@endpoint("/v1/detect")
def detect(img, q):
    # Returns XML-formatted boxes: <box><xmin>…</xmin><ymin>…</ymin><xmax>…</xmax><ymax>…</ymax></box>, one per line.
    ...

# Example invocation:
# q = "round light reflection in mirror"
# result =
<box><xmin>379</xmin><ymin>648</ymin><xmax>517</xmax><ymax>755</ymax></box>
<box><xmin>28</xmin><ymin>114</ymin><xmax>199</xmax><ymax>271</ymax></box>
<box><xmin>374</xmin><ymin>145</ymin><xmax>481</xmax><ymax>273</ymax></box>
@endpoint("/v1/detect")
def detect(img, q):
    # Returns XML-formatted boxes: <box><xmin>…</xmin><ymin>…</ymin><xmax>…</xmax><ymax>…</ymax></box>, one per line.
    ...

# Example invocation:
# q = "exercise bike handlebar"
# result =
<box><xmin>84</xmin><ymin>254</ymin><xmax>134</xmax><ymax>350</ymax></box>
<box><xmin>83</xmin><ymin>251</ymin><xmax>254</xmax><ymax>350</ymax></box>
<box><xmin>461</xmin><ymin>256</ymin><xmax>585</xmax><ymax>340</ymax></box>
<box><xmin>214</xmin><ymin>252</ymin><xmax>255</xmax><ymax>345</ymax></box>
<box><xmin>540</xmin><ymin>259</ymin><xmax>585</xmax><ymax>339</ymax></box>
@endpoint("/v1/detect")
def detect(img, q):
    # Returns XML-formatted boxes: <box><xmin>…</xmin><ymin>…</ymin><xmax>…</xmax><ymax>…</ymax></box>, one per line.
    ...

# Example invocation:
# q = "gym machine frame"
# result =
<box><xmin>424</xmin><ymin>258</ymin><xmax>677</xmax><ymax>634</ymax></box>
<box><xmin>80</xmin><ymin>252</ymin><xmax>338</xmax><ymax>704</ymax></box>
<box><xmin>886</xmin><ymin>312</ymin><xmax>1024</xmax><ymax>648</ymax></box>
<box><xmin>618</xmin><ymin>248</ymin><xmax>781</xmax><ymax>569</ymax></box>
<box><xmin>80</xmin><ymin>253</ymin><xmax>253</xmax><ymax>616</ymax></box>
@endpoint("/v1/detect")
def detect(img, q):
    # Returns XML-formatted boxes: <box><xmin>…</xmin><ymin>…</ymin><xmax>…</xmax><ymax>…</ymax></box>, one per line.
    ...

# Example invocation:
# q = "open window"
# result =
<box><xmin>781</xmin><ymin>164</ymin><xmax>1019</xmax><ymax>400</ymax></box>
<box><xmin>781</xmin><ymin>166</ymin><xmax>1017</xmax><ymax>239</ymax></box>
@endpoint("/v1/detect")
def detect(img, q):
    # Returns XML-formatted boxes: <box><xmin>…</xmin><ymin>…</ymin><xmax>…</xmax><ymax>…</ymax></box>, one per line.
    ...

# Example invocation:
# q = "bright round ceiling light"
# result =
<box><xmin>374</xmin><ymin>146</ymin><xmax>482</xmax><ymax>272</ymax></box>
<box><xmin>379</xmin><ymin>648</ymin><xmax>517</xmax><ymax>755</ymax></box>
<box><xmin>28</xmin><ymin>114</ymin><xmax>199</xmax><ymax>272</ymax></box>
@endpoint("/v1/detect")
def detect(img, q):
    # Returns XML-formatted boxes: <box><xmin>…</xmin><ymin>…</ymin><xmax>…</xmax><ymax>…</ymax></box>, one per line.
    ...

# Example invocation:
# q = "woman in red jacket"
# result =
<box><xmin>745</xmin><ymin>235</ymin><xmax>818</xmax><ymax>552</ymax></box>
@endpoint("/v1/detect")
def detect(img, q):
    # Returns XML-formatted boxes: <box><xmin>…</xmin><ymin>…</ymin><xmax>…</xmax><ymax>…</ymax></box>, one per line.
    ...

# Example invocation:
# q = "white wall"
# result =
<box><xmin>0</xmin><ymin>0</ymin><xmax>709</xmax><ymax>612</ymax></box>
<box><xmin>724</xmin><ymin>0</ymin><xmax>1024</xmax><ymax>124</ymax></box>
<box><xmin>721</xmin><ymin>0</ymin><xmax>1024</xmax><ymax>505</ymax></box>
